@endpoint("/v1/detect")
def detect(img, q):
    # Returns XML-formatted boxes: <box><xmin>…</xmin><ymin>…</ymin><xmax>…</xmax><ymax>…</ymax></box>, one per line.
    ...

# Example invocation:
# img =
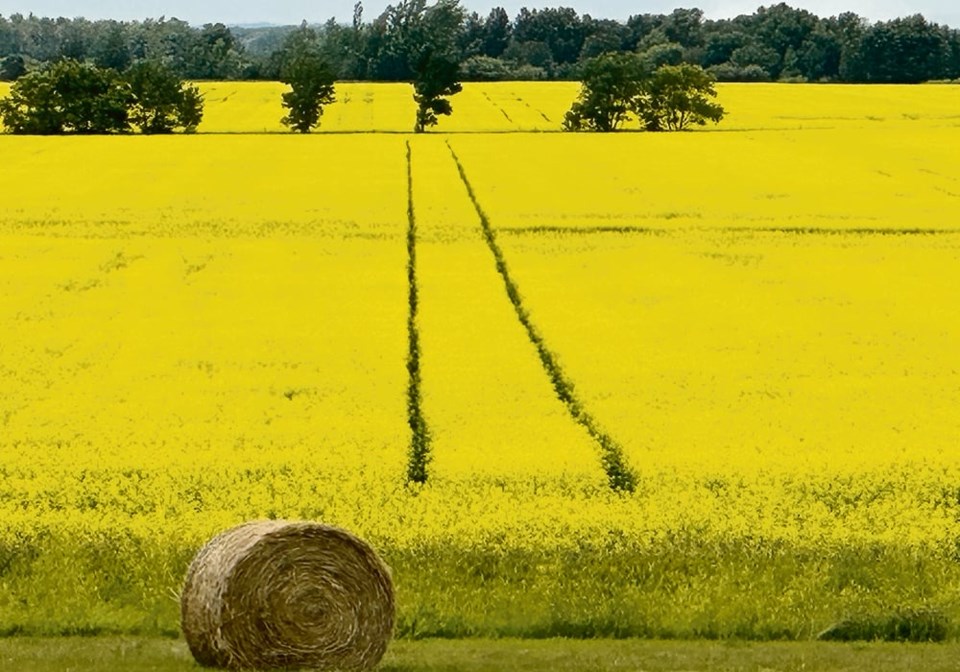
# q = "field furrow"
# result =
<box><xmin>490</xmin><ymin>229</ymin><xmax>960</xmax><ymax>474</ymax></box>
<box><xmin>410</xmin><ymin>136</ymin><xmax>602</xmax><ymax>483</ymax></box>
<box><xmin>445</xmin><ymin>129</ymin><xmax>960</xmax><ymax>476</ymax></box>
<box><xmin>446</xmin><ymin>141</ymin><xmax>636</xmax><ymax>491</ymax></box>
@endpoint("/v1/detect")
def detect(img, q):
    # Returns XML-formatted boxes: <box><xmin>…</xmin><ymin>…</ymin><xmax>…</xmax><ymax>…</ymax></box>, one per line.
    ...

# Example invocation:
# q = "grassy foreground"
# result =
<box><xmin>3</xmin><ymin>637</ymin><xmax>960</xmax><ymax>672</ymax></box>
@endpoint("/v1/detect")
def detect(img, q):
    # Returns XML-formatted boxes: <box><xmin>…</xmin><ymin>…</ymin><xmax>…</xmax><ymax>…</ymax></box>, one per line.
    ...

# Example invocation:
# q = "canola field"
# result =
<box><xmin>2</xmin><ymin>82</ymin><xmax>960</xmax><ymax>640</ymax></box>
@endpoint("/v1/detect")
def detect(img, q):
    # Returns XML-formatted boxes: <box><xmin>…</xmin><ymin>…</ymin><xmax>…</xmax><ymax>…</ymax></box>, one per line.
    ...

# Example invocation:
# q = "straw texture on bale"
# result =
<box><xmin>181</xmin><ymin>520</ymin><xmax>394</xmax><ymax>671</ymax></box>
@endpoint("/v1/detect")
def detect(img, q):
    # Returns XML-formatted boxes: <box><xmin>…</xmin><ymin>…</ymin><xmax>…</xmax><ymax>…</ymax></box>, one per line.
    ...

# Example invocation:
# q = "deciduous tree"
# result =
<box><xmin>413</xmin><ymin>47</ymin><xmax>462</xmax><ymax>132</ymax></box>
<box><xmin>562</xmin><ymin>52</ymin><xmax>646</xmax><ymax>132</ymax></box>
<box><xmin>400</xmin><ymin>0</ymin><xmax>465</xmax><ymax>132</ymax></box>
<box><xmin>564</xmin><ymin>57</ymin><xmax>725</xmax><ymax>132</ymax></box>
<box><xmin>126</xmin><ymin>60</ymin><xmax>204</xmax><ymax>133</ymax></box>
<box><xmin>0</xmin><ymin>54</ymin><xmax>25</xmax><ymax>81</ymax></box>
<box><xmin>279</xmin><ymin>25</ymin><xmax>336</xmax><ymax>133</ymax></box>
<box><xmin>635</xmin><ymin>63</ymin><xmax>725</xmax><ymax>131</ymax></box>
<box><xmin>0</xmin><ymin>60</ymin><xmax>129</xmax><ymax>134</ymax></box>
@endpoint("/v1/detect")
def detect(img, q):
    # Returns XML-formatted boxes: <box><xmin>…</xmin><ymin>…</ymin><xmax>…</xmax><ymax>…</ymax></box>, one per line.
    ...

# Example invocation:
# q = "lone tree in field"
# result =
<box><xmin>377</xmin><ymin>0</ymin><xmax>465</xmax><ymax>132</ymax></box>
<box><xmin>411</xmin><ymin>0</ymin><xmax>465</xmax><ymax>132</ymax></box>
<box><xmin>636</xmin><ymin>63</ymin><xmax>725</xmax><ymax>131</ymax></box>
<box><xmin>563</xmin><ymin>53</ymin><xmax>648</xmax><ymax>132</ymax></box>
<box><xmin>279</xmin><ymin>24</ymin><xmax>336</xmax><ymax>133</ymax></box>
<box><xmin>563</xmin><ymin>55</ymin><xmax>725</xmax><ymax>132</ymax></box>
<box><xmin>413</xmin><ymin>47</ymin><xmax>462</xmax><ymax>133</ymax></box>
<box><xmin>125</xmin><ymin>60</ymin><xmax>204</xmax><ymax>134</ymax></box>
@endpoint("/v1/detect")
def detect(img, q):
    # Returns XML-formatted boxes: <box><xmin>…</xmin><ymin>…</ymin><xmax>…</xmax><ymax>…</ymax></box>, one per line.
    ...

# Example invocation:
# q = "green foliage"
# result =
<box><xmin>1</xmin><ymin>6</ymin><xmax>959</xmax><ymax>85</ymax></box>
<box><xmin>0</xmin><ymin>60</ymin><xmax>129</xmax><ymax>134</ymax></box>
<box><xmin>0</xmin><ymin>54</ymin><xmax>25</xmax><ymax>81</ymax></box>
<box><xmin>91</xmin><ymin>22</ymin><xmax>131</xmax><ymax>71</ymax></box>
<box><xmin>460</xmin><ymin>54</ymin><xmax>513</xmax><ymax>81</ymax></box>
<box><xmin>857</xmin><ymin>15</ymin><xmax>951</xmax><ymax>83</ymax></box>
<box><xmin>482</xmin><ymin>7</ymin><xmax>511</xmax><ymax>58</ymax></box>
<box><xmin>457</xmin><ymin>55</ymin><xmax>551</xmax><ymax>82</ymax></box>
<box><xmin>638</xmin><ymin>41</ymin><xmax>684</xmax><ymax>69</ymax></box>
<box><xmin>707</xmin><ymin>62</ymin><xmax>772</xmax><ymax>82</ymax></box>
<box><xmin>730</xmin><ymin>41</ymin><xmax>782</xmax><ymax>79</ymax></box>
<box><xmin>562</xmin><ymin>52</ymin><xmax>647</xmax><ymax>132</ymax></box>
<box><xmin>0</xmin><ymin>59</ymin><xmax>203</xmax><ymax>135</ymax></box>
<box><xmin>404</xmin><ymin>142</ymin><xmax>431</xmax><ymax>484</ymax></box>
<box><xmin>405</xmin><ymin>0</ymin><xmax>466</xmax><ymax>133</ymax></box>
<box><xmin>564</xmin><ymin>57</ymin><xmax>725</xmax><ymax>133</ymax></box>
<box><xmin>513</xmin><ymin>7</ymin><xmax>587</xmax><ymax>65</ymax></box>
<box><xmin>413</xmin><ymin>50</ymin><xmax>462</xmax><ymax>133</ymax></box>
<box><xmin>125</xmin><ymin>60</ymin><xmax>204</xmax><ymax>134</ymax></box>
<box><xmin>447</xmin><ymin>141</ymin><xmax>636</xmax><ymax>492</ymax></box>
<box><xmin>276</xmin><ymin>24</ymin><xmax>337</xmax><ymax>133</ymax></box>
<box><xmin>636</xmin><ymin>63</ymin><xmax>725</xmax><ymax>131</ymax></box>
<box><xmin>176</xmin><ymin>86</ymin><xmax>204</xmax><ymax>132</ymax></box>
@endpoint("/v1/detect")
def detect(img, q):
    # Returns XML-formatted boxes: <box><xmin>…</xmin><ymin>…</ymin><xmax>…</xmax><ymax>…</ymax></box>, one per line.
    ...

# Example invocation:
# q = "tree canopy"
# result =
<box><xmin>0</xmin><ymin>60</ymin><xmax>129</xmax><ymax>134</ymax></box>
<box><xmin>278</xmin><ymin>24</ymin><xmax>337</xmax><ymax>133</ymax></box>
<box><xmin>0</xmin><ymin>4</ymin><xmax>957</xmax><ymax>85</ymax></box>
<box><xmin>408</xmin><ymin>0</ymin><xmax>465</xmax><ymax>132</ymax></box>
<box><xmin>126</xmin><ymin>60</ymin><xmax>204</xmax><ymax>133</ymax></box>
<box><xmin>563</xmin><ymin>52</ymin><xmax>647</xmax><ymax>132</ymax></box>
<box><xmin>412</xmin><ymin>47</ymin><xmax>462</xmax><ymax>132</ymax></box>
<box><xmin>0</xmin><ymin>59</ymin><xmax>203</xmax><ymax>134</ymax></box>
<box><xmin>564</xmin><ymin>54</ymin><xmax>725</xmax><ymax>132</ymax></box>
<box><xmin>365</xmin><ymin>0</ymin><xmax>465</xmax><ymax>132</ymax></box>
<box><xmin>636</xmin><ymin>63</ymin><xmax>725</xmax><ymax>131</ymax></box>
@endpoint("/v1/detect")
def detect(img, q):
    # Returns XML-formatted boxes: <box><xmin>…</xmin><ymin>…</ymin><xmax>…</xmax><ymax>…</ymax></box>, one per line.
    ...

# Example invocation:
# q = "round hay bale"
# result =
<box><xmin>181</xmin><ymin>520</ymin><xmax>394</xmax><ymax>671</ymax></box>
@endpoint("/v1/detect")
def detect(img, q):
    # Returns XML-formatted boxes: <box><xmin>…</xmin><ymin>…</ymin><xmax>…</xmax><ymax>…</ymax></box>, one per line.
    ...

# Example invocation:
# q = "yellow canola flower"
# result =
<box><xmin>190</xmin><ymin>81</ymin><xmax>578</xmax><ymax>134</ymax></box>
<box><xmin>191</xmin><ymin>81</ymin><xmax>960</xmax><ymax>134</ymax></box>
<box><xmin>0</xmin><ymin>134</ymin><xmax>407</xmax><ymax>233</ymax></box>
<box><xmin>1</xmin><ymin>84</ymin><xmax>960</xmax><ymax>637</ymax></box>
<box><xmin>490</xmin><ymin>229</ymin><xmax>960</xmax><ymax>476</ymax></box>
<box><xmin>5</xmin><ymin>80</ymin><xmax>960</xmax><ymax>134</ymax></box>
<box><xmin>411</xmin><ymin>136</ymin><xmax>603</xmax><ymax>482</ymax></box>
<box><xmin>717</xmin><ymin>82</ymin><xmax>960</xmax><ymax>131</ymax></box>
<box><xmin>446</xmin><ymin>127</ymin><xmax>960</xmax><ymax>232</ymax></box>
<box><xmin>1</xmin><ymin>134</ymin><xmax>410</xmax><ymax>478</ymax></box>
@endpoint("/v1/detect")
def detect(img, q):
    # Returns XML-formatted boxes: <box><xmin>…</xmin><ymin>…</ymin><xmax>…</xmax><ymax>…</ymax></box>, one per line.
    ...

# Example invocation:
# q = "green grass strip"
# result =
<box><xmin>405</xmin><ymin>141</ymin><xmax>431</xmax><ymax>484</ymax></box>
<box><xmin>6</xmin><ymin>637</ymin><xmax>960</xmax><ymax>672</ymax></box>
<box><xmin>445</xmin><ymin>141</ymin><xmax>637</xmax><ymax>493</ymax></box>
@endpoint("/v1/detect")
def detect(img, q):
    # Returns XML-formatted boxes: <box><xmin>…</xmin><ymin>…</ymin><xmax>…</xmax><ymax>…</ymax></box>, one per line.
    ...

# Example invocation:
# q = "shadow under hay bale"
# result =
<box><xmin>817</xmin><ymin>607</ymin><xmax>949</xmax><ymax>643</ymax></box>
<box><xmin>181</xmin><ymin>520</ymin><xmax>394</xmax><ymax>671</ymax></box>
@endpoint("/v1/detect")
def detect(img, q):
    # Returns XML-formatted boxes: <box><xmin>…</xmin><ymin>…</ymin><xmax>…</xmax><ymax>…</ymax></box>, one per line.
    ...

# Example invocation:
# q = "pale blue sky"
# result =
<box><xmin>0</xmin><ymin>1</ymin><xmax>957</xmax><ymax>27</ymax></box>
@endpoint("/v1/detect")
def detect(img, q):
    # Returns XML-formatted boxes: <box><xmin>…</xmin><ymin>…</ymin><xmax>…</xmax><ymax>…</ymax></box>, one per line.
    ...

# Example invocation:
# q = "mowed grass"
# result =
<box><xmin>5</xmin><ymin>638</ymin><xmax>960</xmax><ymax>672</ymax></box>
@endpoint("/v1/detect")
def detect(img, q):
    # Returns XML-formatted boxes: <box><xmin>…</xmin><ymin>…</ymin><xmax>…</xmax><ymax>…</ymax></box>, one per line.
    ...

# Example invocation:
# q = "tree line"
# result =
<box><xmin>0</xmin><ymin>59</ymin><xmax>202</xmax><ymax>133</ymax></box>
<box><xmin>0</xmin><ymin>1</ymin><xmax>725</xmax><ymax>135</ymax></box>
<box><xmin>0</xmin><ymin>2</ymin><xmax>472</xmax><ymax>135</ymax></box>
<box><xmin>1</xmin><ymin>2</ymin><xmax>959</xmax><ymax>85</ymax></box>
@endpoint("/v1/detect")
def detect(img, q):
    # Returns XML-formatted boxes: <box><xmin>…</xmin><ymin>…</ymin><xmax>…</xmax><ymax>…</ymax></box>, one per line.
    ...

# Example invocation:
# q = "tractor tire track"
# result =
<box><xmin>445</xmin><ymin>141</ymin><xmax>637</xmax><ymax>493</ymax></box>
<box><xmin>405</xmin><ymin>140</ymin><xmax>431</xmax><ymax>484</ymax></box>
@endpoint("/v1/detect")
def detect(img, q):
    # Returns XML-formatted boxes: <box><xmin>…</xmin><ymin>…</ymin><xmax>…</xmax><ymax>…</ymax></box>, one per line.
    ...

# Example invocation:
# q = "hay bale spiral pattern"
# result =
<box><xmin>181</xmin><ymin>520</ymin><xmax>394</xmax><ymax>671</ymax></box>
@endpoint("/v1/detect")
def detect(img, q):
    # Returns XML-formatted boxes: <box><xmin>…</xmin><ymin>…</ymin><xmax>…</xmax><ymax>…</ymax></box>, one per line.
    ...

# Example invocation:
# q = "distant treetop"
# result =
<box><xmin>0</xmin><ymin>4</ymin><xmax>958</xmax><ymax>84</ymax></box>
